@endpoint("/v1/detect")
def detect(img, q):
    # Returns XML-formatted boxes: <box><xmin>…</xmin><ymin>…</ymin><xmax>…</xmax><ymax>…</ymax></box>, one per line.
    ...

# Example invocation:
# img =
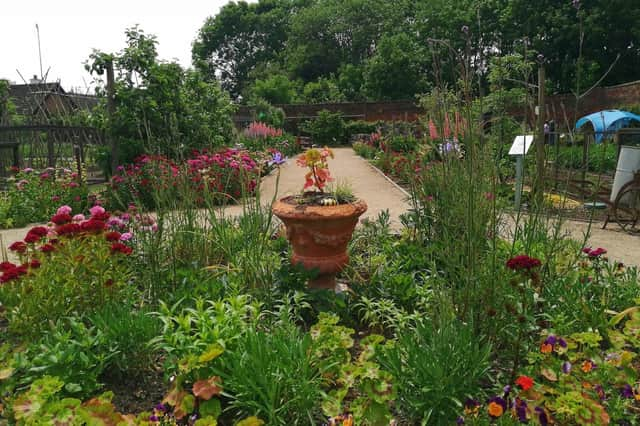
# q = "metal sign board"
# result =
<box><xmin>508</xmin><ymin>135</ymin><xmax>534</xmax><ymax>156</ymax></box>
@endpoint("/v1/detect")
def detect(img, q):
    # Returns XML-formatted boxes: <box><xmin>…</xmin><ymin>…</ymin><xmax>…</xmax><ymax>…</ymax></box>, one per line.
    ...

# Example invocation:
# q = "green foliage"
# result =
<box><xmin>12</xmin><ymin>319</ymin><xmax>117</xmax><ymax>398</ymax></box>
<box><xmin>249</xmin><ymin>74</ymin><xmax>299</xmax><ymax>105</ymax></box>
<box><xmin>363</xmin><ymin>33</ymin><xmax>427</xmax><ymax>100</ymax></box>
<box><xmin>302</xmin><ymin>77</ymin><xmax>346</xmax><ymax>103</ymax></box>
<box><xmin>4</xmin><ymin>376</ymin><xmax>131</xmax><ymax>424</ymax></box>
<box><xmin>87</xmin><ymin>26</ymin><xmax>235</xmax><ymax>165</ymax></box>
<box><xmin>246</xmin><ymin>97</ymin><xmax>286</xmax><ymax>128</ymax></box>
<box><xmin>1</xmin><ymin>168</ymin><xmax>88</xmax><ymax>228</ymax></box>
<box><xmin>302</xmin><ymin>110</ymin><xmax>346</xmax><ymax>146</ymax></box>
<box><xmin>150</xmin><ymin>296</ymin><xmax>261</xmax><ymax>378</ymax></box>
<box><xmin>89</xmin><ymin>303</ymin><xmax>160</xmax><ymax>378</ymax></box>
<box><xmin>550</xmin><ymin>142</ymin><xmax>618</xmax><ymax>173</ymax></box>
<box><xmin>212</xmin><ymin>324</ymin><xmax>326</xmax><ymax>425</ymax></box>
<box><xmin>378</xmin><ymin>319</ymin><xmax>491</xmax><ymax>424</ymax></box>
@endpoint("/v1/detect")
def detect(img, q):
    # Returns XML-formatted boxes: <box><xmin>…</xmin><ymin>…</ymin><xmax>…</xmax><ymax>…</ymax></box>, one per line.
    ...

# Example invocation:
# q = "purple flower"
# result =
<box><xmin>154</xmin><ymin>403</ymin><xmax>167</xmax><ymax>412</ymax></box>
<box><xmin>456</xmin><ymin>416</ymin><xmax>465</xmax><ymax>424</ymax></box>
<box><xmin>535</xmin><ymin>407</ymin><xmax>548</xmax><ymax>426</ymax></box>
<box><xmin>594</xmin><ymin>384</ymin><xmax>606</xmax><ymax>401</ymax></box>
<box><xmin>558</xmin><ymin>338</ymin><xmax>567</xmax><ymax>348</ymax></box>
<box><xmin>515</xmin><ymin>398</ymin><xmax>528</xmax><ymax>422</ymax></box>
<box><xmin>621</xmin><ymin>384</ymin><xmax>634</xmax><ymax>398</ymax></box>
<box><xmin>562</xmin><ymin>361</ymin><xmax>572</xmax><ymax>374</ymax></box>
<box><xmin>503</xmin><ymin>384</ymin><xmax>512</xmax><ymax>396</ymax></box>
<box><xmin>268</xmin><ymin>152</ymin><xmax>286</xmax><ymax>166</ymax></box>
<box><xmin>544</xmin><ymin>335</ymin><xmax>557</xmax><ymax>346</ymax></box>
<box><xmin>149</xmin><ymin>415</ymin><xmax>159</xmax><ymax>421</ymax></box>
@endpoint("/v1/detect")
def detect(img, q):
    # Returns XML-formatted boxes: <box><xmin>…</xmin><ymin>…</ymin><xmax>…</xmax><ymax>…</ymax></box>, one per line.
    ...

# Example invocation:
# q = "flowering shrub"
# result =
<box><xmin>0</xmin><ymin>205</ymin><xmax>148</xmax><ymax>339</ymax></box>
<box><xmin>105</xmin><ymin>149</ymin><xmax>260</xmax><ymax>210</ymax></box>
<box><xmin>0</xmin><ymin>167</ymin><xmax>88</xmax><ymax>228</ymax></box>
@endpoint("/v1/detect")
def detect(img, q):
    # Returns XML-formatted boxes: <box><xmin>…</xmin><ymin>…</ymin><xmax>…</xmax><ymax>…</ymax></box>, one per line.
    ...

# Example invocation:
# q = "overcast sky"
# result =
<box><xmin>0</xmin><ymin>0</ymin><xmax>233</xmax><ymax>93</ymax></box>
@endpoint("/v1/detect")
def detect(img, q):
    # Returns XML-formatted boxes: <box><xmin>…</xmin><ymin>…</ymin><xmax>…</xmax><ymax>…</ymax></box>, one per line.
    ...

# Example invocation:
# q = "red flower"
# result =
<box><xmin>0</xmin><ymin>261</ymin><xmax>17</xmax><ymax>272</ymax></box>
<box><xmin>91</xmin><ymin>212</ymin><xmax>111</xmax><ymax>222</ymax></box>
<box><xmin>81</xmin><ymin>219</ymin><xmax>106</xmax><ymax>233</ymax></box>
<box><xmin>56</xmin><ymin>223</ymin><xmax>82</xmax><ymax>236</ymax></box>
<box><xmin>506</xmin><ymin>255</ymin><xmax>542</xmax><ymax>271</ymax></box>
<box><xmin>110</xmin><ymin>242</ymin><xmax>133</xmax><ymax>255</ymax></box>
<box><xmin>39</xmin><ymin>243</ymin><xmax>55</xmax><ymax>253</ymax></box>
<box><xmin>8</xmin><ymin>241</ymin><xmax>27</xmax><ymax>253</ymax></box>
<box><xmin>28</xmin><ymin>226</ymin><xmax>48</xmax><ymax>237</ymax></box>
<box><xmin>51</xmin><ymin>213</ymin><xmax>73</xmax><ymax>225</ymax></box>
<box><xmin>515</xmin><ymin>375</ymin><xmax>534</xmax><ymax>391</ymax></box>
<box><xmin>24</xmin><ymin>227</ymin><xmax>48</xmax><ymax>243</ymax></box>
<box><xmin>30</xmin><ymin>259</ymin><xmax>41</xmax><ymax>269</ymax></box>
<box><xmin>105</xmin><ymin>231</ymin><xmax>122</xmax><ymax>242</ymax></box>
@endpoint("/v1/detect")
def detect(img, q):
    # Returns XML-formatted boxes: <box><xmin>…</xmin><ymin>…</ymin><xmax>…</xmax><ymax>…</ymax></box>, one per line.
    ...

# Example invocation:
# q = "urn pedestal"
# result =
<box><xmin>272</xmin><ymin>197</ymin><xmax>367</xmax><ymax>290</ymax></box>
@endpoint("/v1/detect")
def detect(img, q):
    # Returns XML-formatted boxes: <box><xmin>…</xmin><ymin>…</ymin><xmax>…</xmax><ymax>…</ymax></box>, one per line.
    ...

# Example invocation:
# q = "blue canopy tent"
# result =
<box><xmin>575</xmin><ymin>109</ymin><xmax>640</xmax><ymax>144</ymax></box>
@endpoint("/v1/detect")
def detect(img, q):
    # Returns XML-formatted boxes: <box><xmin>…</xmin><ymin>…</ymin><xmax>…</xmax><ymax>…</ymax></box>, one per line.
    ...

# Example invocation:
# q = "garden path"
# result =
<box><xmin>223</xmin><ymin>147</ymin><xmax>413</xmax><ymax>227</ymax></box>
<box><xmin>1</xmin><ymin>148</ymin><xmax>638</xmax><ymax>267</ymax></box>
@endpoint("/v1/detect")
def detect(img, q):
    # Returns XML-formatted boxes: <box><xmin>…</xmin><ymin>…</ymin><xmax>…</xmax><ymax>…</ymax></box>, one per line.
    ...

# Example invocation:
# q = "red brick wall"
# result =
<box><xmin>234</xmin><ymin>80</ymin><xmax>640</xmax><ymax>128</ymax></box>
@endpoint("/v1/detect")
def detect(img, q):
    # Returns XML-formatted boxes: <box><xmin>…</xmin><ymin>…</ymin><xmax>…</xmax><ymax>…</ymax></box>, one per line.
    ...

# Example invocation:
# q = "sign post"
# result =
<box><xmin>509</xmin><ymin>135</ymin><xmax>534</xmax><ymax>209</ymax></box>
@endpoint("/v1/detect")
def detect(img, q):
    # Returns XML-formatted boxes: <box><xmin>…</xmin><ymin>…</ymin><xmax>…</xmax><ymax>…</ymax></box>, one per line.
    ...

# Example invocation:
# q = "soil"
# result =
<box><xmin>104</xmin><ymin>367</ymin><xmax>166</xmax><ymax>415</ymax></box>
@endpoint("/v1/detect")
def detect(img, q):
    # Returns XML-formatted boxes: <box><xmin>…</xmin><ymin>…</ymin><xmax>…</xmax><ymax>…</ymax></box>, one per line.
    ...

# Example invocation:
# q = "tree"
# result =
<box><xmin>302</xmin><ymin>77</ymin><xmax>346</xmax><ymax>103</ymax></box>
<box><xmin>363</xmin><ymin>33</ymin><xmax>428</xmax><ymax>100</ymax></box>
<box><xmin>248</xmin><ymin>73</ymin><xmax>300</xmax><ymax>104</ymax></box>
<box><xmin>192</xmin><ymin>0</ymin><xmax>291</xmax><ymax>98</ymax></box>
<box><xmin>87</xmin><ymin>26</ymin><xmax>235</xmax><ymax>164</ymax></box>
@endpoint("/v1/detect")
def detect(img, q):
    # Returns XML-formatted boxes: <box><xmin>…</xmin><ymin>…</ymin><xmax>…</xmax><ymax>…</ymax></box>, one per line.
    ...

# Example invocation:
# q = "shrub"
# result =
<box><xmin>302</xmin><ymin>110</ymin><xmax>346</xmax><ymax>146</ymax></box>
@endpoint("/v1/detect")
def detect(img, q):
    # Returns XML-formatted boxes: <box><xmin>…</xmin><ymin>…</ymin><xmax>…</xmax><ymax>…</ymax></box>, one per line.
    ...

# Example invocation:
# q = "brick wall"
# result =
<box><xmin>233</xmin><ymin>80</ymin><xmax>640</xmax><ymax>128</ymax></box>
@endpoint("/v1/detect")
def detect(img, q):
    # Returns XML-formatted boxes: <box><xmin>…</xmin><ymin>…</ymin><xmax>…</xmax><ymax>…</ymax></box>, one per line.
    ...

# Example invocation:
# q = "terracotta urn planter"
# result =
<box><xmin>272</xmin><ymin>196</ymin><xmax>367</xmax><ymax>290</ymax></box>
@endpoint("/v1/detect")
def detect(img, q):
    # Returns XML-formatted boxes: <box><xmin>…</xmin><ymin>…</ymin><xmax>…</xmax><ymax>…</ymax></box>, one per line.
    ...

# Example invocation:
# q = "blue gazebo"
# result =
<box><xmin>575</xmin><ymin>109</ymin><xmax>640</xmax><ymax>144</ymax></box>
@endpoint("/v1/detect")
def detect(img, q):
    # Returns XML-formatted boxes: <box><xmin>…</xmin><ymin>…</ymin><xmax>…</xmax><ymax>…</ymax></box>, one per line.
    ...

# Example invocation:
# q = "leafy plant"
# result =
<box><xmin>378</xmin><ymin>319</ymin><xmax>491</xmax><ymax>424</ymax></box>
<box><xmin>302</xmin><ymin>110</ymin><xmax>346</xmax><ymax>146</ymax></box>
<box><xmin>212</xmin><ymin>324</ymin><xmax>326</xmax><ymax>425</ymax></box>
<box><xmin>89</xmin><ymin>303</ymin><xmax>160</xmax><ymax>378</ymax></box>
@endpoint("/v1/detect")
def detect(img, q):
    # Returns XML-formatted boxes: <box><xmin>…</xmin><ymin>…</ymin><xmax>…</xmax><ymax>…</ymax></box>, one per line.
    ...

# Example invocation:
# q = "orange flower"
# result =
<box><xmin>488</xmin><ymin>402</ymin><xmax>504</xmax><ymax>417</ymax></box>
<box><xmin>540</xmin><ymin>343</ymin><xmax>553</xmax><ymax>354</ymax></box>
<box><xmin>581</xmin><ymin>360</ymin><xmax>594</xmax><ymax>373</ymax></box>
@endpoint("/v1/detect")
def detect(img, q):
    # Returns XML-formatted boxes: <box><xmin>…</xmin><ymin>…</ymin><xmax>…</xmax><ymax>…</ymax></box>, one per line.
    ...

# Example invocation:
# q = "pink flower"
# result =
<box><xmin>120</xmin><ymin>232</ymin><xmax>133</xmax><ymax>241</ymax></box>
<box><xmin>57</xmin><ymin>205</ymin><xmax>73</xmax><ymax>215</ymax></box>
<box><xmin>72</xmin><ymin>214</ymin><xmax>86</xmax><ymax>222</ymax></box>
<box><xmin>89</xmin><ymin>205</ymin><xmax>106</xmax><ymax>217</ymax></box>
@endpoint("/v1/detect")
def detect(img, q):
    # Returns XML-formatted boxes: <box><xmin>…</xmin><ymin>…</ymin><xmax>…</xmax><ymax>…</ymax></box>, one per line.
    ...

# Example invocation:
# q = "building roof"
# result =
<box><xmin>7</xmin><ymin>82</ymin><xmax>100</xmax><ymax>118</ymax></box>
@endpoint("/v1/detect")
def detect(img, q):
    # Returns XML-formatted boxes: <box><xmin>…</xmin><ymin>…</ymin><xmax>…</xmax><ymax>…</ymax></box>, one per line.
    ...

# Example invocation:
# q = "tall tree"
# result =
<box><xmin>192</xmin><ymin>0</ymin><xmax>291</xmax><ymax>98</ymax></box>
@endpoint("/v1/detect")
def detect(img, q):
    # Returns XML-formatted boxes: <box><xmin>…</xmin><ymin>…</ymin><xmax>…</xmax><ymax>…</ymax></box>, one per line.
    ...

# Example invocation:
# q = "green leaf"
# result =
<box><xmin>199</xmin><ymin>398</ymin><xmax>221</xmax><ymax>418</ymax></box>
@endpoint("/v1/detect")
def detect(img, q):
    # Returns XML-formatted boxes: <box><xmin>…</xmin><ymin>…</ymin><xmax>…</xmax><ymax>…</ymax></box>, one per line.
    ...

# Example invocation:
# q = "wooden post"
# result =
<box><xmin>47</xmin><ymin>138</ymin><xmax>55</xmax><ymax>168</ymax></box>
<box><xmin>12</xmin><ymin>144</ymin><xmax>20</xmax><ymax>168</ymax></box>
<box><xmin>535</xmin><ymin>64</ymin><xmax>546</xmax><ymax>205</ymax></box>
<box><xmin>106</xmin><ymin>59</ymin><xmax>117</xmax><ymax>176</ymax></box>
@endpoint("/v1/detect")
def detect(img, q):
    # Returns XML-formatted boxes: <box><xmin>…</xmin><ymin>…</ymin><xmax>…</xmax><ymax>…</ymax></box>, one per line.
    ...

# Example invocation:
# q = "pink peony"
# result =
<box><xmin>57</xmin><ymin>205</ymin><xmax>73</xmax><ymax>215</ymax></box>
<box><xmin>89</xmin><ymin>205</ymin><xmax>106</xmax><ymax>217</ymax></box>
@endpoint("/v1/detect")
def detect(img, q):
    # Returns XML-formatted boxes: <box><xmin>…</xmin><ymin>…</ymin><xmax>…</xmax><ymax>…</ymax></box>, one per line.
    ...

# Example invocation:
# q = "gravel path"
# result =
<box><xmin>2</xmin><ymin>148</ymin><xmax>638</xmax><ymax>266</ymax></box>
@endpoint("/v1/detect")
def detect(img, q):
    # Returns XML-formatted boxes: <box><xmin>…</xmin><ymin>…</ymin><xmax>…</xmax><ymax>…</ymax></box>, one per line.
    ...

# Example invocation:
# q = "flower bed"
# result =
<box><xmin>0</xmin><ymin>167</ymin><xmax>89</xmax><ymax>228</ymax></box>
<box><xmin>105</xmin><ymin>148</ymin><xmax>263</xmax><ymax>210</ymax></box>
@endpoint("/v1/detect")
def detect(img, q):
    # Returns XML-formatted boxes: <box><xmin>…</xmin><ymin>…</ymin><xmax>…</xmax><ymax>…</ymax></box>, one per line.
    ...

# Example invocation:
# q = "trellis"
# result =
<box><xmin>0</xmin><ymin>125</ymin><xmax>105</xmax><ymax>179</ymax></box>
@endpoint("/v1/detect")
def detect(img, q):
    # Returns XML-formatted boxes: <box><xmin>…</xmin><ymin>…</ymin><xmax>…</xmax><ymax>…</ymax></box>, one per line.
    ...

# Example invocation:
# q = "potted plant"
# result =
<box><xmin>272</xmin><ymin>147</ymin><xmax>367</xmax><ymax>290</ymax></box>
